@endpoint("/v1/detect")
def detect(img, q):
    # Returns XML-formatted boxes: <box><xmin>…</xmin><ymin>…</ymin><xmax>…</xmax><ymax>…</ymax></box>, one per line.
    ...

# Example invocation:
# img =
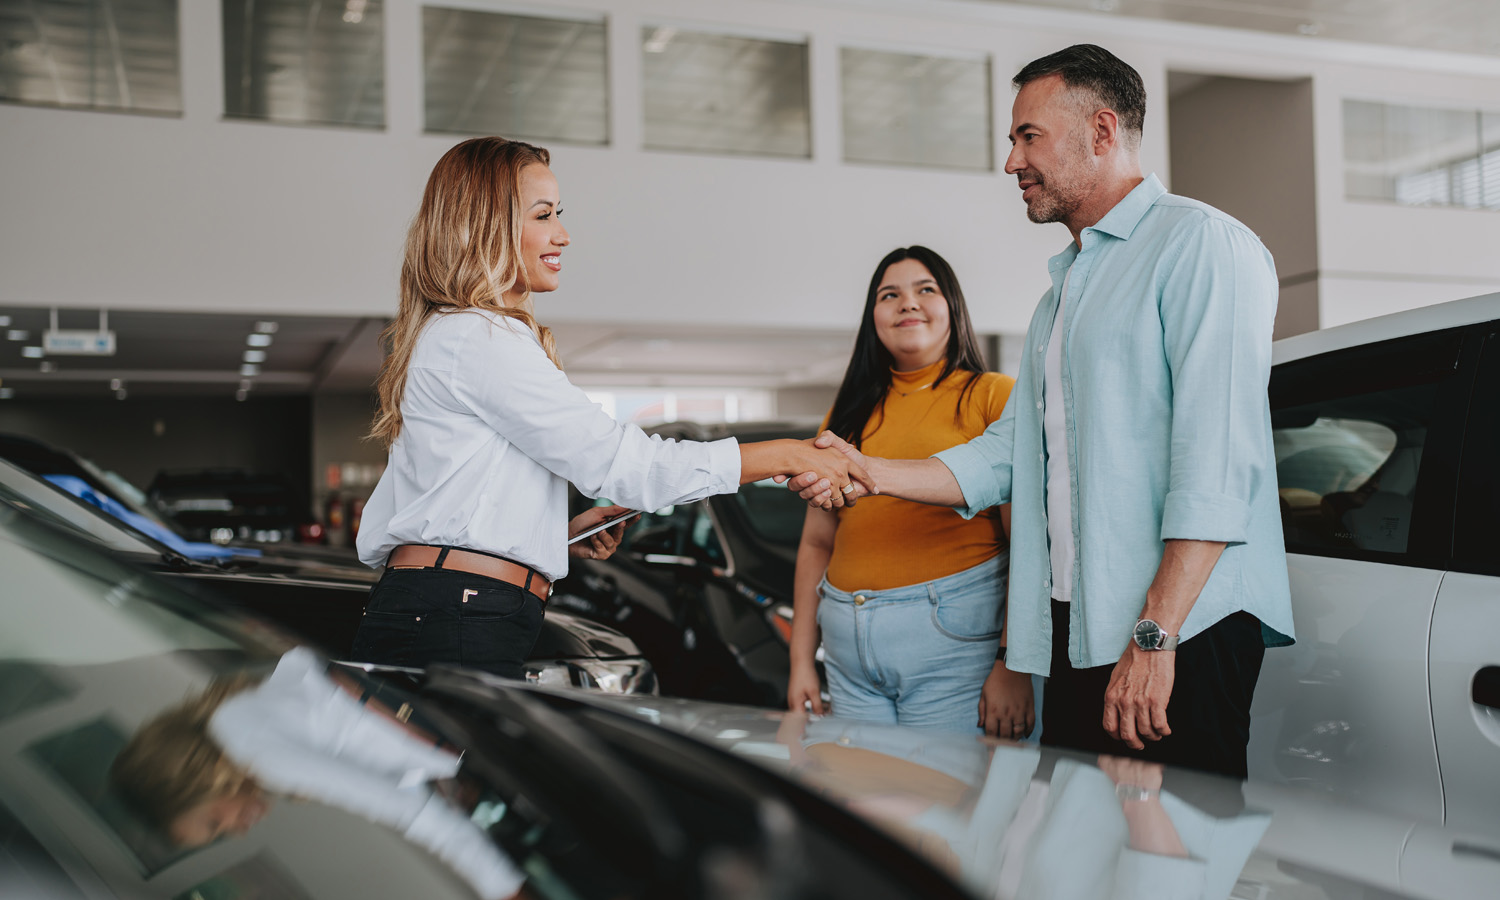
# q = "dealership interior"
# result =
<box><xmin>2</xmin><ymin>1</ymin><xmax>1500</xmax><ymax>899</ymax></box>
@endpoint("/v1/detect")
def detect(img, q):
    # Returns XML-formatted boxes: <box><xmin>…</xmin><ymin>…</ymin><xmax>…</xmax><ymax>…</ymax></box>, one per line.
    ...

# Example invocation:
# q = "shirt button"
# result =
<box><xmin>1036</xmin><ymin>401</ymin><xmax>1043</xmax><ymax>410</ymax></box>
<box><xmin>1039</xmin><ymin>453</ymin><xmax>1045</xmax><ymax>462</ymax></box>
<box><xmin>1036</xmin><ymin>343</ymin><xmax>1044</xmax><ymax>352</ymax></box>
<box><xmin>854</xmin><ymin>595</ymin><xmax>867</xmax><ymax>606</ymax></box>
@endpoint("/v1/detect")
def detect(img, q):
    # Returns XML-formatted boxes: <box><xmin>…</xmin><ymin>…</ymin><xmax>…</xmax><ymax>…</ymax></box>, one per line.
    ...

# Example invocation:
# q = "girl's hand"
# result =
<box><xmin>567</xmin><ymin>505</ymin><xmax>638</xmax><ymax>560</ymax></box>
<box><xmin>787</xmin><ymin>661</ymin><xmax>826</xmax><ymax>715</ymax></box>
<box><xmin>979</xmin><ymin>661</ymin><xmax>1035</xmax><ymax>740</ymax></box>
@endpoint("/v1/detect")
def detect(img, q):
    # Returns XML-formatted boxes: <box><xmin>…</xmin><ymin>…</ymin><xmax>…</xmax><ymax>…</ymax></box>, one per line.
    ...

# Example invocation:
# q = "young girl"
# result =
<box><xmin>786</xmin><ymin>247</ymin><xmax>1035</xmax><ymax>737</ymax></box>
<box><xmin>351</xmin><ymin>138</ymin><xmax>870</xmax><ymax>679</ymax></box>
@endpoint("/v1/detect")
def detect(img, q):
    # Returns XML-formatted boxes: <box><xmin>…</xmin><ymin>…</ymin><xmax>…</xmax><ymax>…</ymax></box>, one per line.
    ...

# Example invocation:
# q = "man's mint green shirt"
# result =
<box><xmin>935</xmin><ymin>175</ymin><xmax>1294</xmax><ymax>673</ymax></box>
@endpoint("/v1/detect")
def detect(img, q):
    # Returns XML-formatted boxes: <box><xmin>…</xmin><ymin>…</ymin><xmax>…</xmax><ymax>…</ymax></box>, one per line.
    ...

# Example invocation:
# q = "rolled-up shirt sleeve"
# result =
<box><xmin>1158</xmin><ymin>219</ymin><xmax>1277</xmax><ymax>544</ymax></box>
<box><xmin>450</xmin><ymin>318</ymin><xmax>740</xmax><ymax>511</ymax></box>
<box><xmin>933</xmin><ymin>398</ymin><xmax>1018</xmax><ymax>520</ymax></box>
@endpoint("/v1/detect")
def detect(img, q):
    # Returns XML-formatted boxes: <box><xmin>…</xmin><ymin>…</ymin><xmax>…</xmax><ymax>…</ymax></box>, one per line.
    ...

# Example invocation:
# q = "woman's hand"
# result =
<box><xmin>741</xmin><ymin>439</ymin><xmax>876</xmax><ymax>509</ymax></box>
<box><xmin>567</xmin><ymin>505</ymin><xmax>638</xmax><ymax>560</ymax></box>
<box><xmin>780</xmin><ymin>431</ymin><xmax>876</xmax><ymax>509</ymax></box>
<box><xmin>978</xmin><ymin>661</ymin><xmax>1035</xmax><ymax>740</ymax></box>
<box><xmin>784</xmin><ymin>437</ymin><xmax>877</xmax><ymax>510</ymax></box>
<box><xmin>787</xmin><ymin>660</ymin><xmax>826</xmax><ymax>715</ymax></box>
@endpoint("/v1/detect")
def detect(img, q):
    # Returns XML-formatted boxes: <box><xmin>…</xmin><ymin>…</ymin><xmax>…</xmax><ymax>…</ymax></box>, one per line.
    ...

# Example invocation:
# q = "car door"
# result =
<box><xmin>1431</xmin><ymin>324</ymin><xmax>1500</xmax><ymax>833</ymax></box>
<box><xmin>1251</xmin><ymin>325</ymin><xmax>1475</xmax><ymax>824</ymax></box>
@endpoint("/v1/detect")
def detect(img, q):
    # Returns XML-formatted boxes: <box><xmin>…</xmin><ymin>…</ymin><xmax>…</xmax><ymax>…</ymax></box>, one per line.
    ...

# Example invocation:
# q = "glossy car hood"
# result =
<box><xmin>574</xmin><ymin>692</ymin><xmax>1497</xmax><ymax>900</ymax></box>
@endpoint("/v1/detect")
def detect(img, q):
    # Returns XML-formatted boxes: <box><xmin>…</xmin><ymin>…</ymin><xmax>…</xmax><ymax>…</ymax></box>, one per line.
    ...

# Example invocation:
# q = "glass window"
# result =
<box><xmin>641</xmin><ymin>26</ymin><xmax>809</xmax><ymax>158</ymax></box>
<box><xmin>1343</xmin><ymin>99</ymin><xmax>1498</xmax><ymax>211</ymax></box>
<box><xmin>222</xmin><ymin>0</ymin><xmax>384</xmax><ymax>128</ymax></box>
<box><xmin>0</xmin><ymin>0</ymin><xmax>182</xmax><ymax>114</ymax></box>
<box><xmin>1270</xmin><ymin>330</ymin><xmax>1466</xmax><ymax>561</ymax></box>
<box><xmin>422</xmin><ymin>6</ymin><xmax>607</xmax><ymax>144</ymax></box>
<box><xmin>841</xmin><ymin>46</ymin><xmax>991</xmax><ymax>171</ymax></box>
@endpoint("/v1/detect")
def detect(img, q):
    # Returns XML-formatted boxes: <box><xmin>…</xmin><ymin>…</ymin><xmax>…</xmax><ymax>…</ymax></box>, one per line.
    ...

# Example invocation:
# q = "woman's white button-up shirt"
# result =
<box><xmin>357</xmin><ymin>310</ymin><xmax>740</xmax><ymax>580</ymax></box>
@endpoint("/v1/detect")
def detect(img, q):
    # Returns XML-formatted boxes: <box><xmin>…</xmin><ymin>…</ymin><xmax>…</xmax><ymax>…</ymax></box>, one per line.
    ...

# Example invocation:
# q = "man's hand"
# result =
<box><xmin>566</xmin><ymin>505</ymin><xmax>637</xmax><ymax>560</ymax></box>
<box><xmin>978</xmin><ymin>662</ymin><xmax>1034</xmax><ymax>739</ymax></box>
<box><xmin>783</xmin><ymin>431</ymin><xmax>875</xmax><ymax>508</ymax></box>
<box><xmin>1102</xmin><ymin>644</ymin><xmax>1175</xmax><ymax>749</ymax></box>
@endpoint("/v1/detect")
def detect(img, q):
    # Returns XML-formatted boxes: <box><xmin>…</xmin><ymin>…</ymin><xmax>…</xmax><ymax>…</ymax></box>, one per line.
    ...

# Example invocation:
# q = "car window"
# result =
<box><xmin>1452</xmin><ymin>327</ymin><xmax>1500</xmax><ymax>575</ymax></box>
<box><xmin>0</xmin><ymin>459</ymin><xmax>159</xmax><ymax>557</ymax></box>
<box><xmin>621</xmin><ymin>502</ymin><xmax>725</xmax><ymax>565</ymax></box>
<box><xmin>728</xmin><ymin>477</ymin><xmax>808</xmax><ymax>548</ymax></box>
<box><xmin>1269</xmin><ymin>327</ymin><xmax>1470</xmax><ymax>564</ymax></box>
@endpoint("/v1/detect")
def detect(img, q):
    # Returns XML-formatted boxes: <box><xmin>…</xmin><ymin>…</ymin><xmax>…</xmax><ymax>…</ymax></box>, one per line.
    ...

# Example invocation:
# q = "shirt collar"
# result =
<box><xmin>1046</xmin><ymin>173</ymin><xmax>1166</xmax><ymax>274</ymax></box>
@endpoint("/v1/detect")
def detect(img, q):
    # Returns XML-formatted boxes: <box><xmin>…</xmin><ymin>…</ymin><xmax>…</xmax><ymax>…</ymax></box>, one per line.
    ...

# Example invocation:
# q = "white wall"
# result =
<box><xmin>1168</xmin><ymin>76</ymin><xmax>1319</xmax><ymax>338</ymax></box>
<box><xmin>3</xmin><ymin>0</ymin><xmax>1499</xmax><ymax>336</ymax></box>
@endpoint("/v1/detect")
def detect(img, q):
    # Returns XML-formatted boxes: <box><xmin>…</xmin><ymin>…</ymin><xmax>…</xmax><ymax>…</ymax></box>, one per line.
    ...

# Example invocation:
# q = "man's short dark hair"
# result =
<box><xmin>1013</xmin><ymin>44</ymin><xmax>1146</xmax><ymax>142</ymax></box>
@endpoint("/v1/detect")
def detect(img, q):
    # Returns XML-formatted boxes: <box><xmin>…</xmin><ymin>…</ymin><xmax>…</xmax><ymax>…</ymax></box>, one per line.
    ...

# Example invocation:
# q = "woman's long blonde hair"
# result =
<box><xmin>370</xmin><ymin>137</ymin><xmax>563</xmax><ymax>447</ymax></box>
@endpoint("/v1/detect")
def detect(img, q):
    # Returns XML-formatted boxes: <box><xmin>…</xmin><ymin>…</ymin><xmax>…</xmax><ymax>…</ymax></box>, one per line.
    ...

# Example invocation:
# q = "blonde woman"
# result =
<box><xmin>352</xmin><ymin>137</ymin><xmax>871</xmax><ymax>679</ymax></box>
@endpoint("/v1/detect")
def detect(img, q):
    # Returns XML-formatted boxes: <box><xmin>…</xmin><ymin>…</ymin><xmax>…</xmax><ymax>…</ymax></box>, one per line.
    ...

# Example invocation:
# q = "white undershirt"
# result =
<box><xmin>356</xmin><ymin>309</ymin><xmax>741</xmax><ymax>580</ymax></box>
<box><xmin>1043</xmin><ymin>270</ymin><xmax>1077</xmax><ymax>604</ymax></box>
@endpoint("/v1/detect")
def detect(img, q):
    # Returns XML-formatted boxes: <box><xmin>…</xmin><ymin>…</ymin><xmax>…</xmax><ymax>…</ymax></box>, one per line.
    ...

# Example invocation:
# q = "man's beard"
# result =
<box><xmin>1023</xmin><ymin>177</ymin><xmax>1086</xmax><ymax>225</ymax></box>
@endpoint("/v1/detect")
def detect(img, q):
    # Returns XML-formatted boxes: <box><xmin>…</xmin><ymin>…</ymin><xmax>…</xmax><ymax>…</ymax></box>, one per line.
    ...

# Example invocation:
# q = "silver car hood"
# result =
<box><xmin>573</xmin><ymin>691</ymin><xmax>1497</xmax><ymax>900</ymax></box>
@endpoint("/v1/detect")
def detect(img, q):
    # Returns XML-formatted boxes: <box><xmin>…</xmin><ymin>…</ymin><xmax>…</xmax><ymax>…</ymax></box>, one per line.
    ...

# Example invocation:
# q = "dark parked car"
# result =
<box><xmin>146</xmin><ymin>467</ymin><xmax>310</xmax><ymax>544</ymax></box>
<box><xmin>0</xmin><ymin>453</ymin><xmax>655</xmax><ymax>693</ymax></box>
<box><xmin>553</xmin><ymin>420</ymin><xmax>818</xmax><ymax>707</ymax></box>
<box><xmin>2</xmin><ymin>499</ymin><xmax>1492</xmax><ymax>900</ymax></box>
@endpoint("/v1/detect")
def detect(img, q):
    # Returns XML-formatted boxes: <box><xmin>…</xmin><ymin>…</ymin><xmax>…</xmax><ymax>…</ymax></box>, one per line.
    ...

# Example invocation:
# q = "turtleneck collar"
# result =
<box><xmin>890</xmin><ymin>358</ymin><xmax>946</xmax><ymax>392</ymax></box>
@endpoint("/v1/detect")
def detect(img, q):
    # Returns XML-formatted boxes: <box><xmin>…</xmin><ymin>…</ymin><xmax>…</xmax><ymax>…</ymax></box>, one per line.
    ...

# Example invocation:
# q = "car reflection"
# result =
<box><xmin>112</xmin><ymin>648</ymin><xmax>524</xmax><ymax>898</ymax></box>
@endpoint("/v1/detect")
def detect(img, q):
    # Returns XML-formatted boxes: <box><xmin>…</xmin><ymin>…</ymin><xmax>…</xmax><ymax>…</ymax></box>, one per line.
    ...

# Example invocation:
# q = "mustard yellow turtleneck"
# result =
<box><xmin>823</xmin><ymin>360</ymin><xmax>1015</xmax><ymax>591</ymax></box>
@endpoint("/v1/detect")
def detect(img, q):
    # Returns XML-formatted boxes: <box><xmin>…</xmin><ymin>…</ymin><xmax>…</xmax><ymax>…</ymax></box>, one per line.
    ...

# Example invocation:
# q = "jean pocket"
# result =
<box><xmin>929</xmin><ymin>583</ymin><xmax>1003</xmax><ymax>642</ymax></box>
<box><xmin>351</xmin><ymin>608</ymin><xmax>429</xmax><ymax>667</ymax></box>
<box><xmin>458</xmin><ymin>583</ymin><xmax>530</xmax><ymax>620</ymax></box>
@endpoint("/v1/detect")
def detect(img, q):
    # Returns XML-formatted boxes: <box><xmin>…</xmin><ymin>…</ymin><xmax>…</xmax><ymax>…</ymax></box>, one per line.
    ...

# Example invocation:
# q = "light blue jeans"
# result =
<box><xmin>818</xmin><ymin>554</ymin><xmax>1042</xmax><ymax>736</ymax></box>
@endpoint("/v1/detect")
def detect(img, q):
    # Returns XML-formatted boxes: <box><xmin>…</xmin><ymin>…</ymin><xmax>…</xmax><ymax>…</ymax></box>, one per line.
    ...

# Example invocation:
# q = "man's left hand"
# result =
<box><xmin>1102</xmin><ymin>645</ymin><xmax>1175</xmax><ymax>749</ymax></box>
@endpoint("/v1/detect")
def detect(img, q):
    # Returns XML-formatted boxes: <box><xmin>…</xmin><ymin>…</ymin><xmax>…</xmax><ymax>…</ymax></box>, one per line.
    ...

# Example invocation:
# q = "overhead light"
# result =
<box><xmin>254</xmin><ymin>321</ymin><xmax>279</xmax><ymax>334</ymax></box>
<box><xmin>109</xmin><ymin>378</ymin><xmax>123</xmax><ymax>391</ymax></box>
<box><xmin>21</xmin><ymin>345</ymin><xmax>44</xmax><ymax>358</ymax></box>
<box><xmin>8</xmin><ymin>329</ymin><xmax>30</xmax><ymax>341</ymax></box>
<box><xmin>0</xmin><ymin>316</ymin><xmax>10</xmax><ymax>327</ymax></box>
<box><xmin>0</xmin><ymin>388</ymin><xmax>13</xmax><ymax>399</ymax></box>
<box><xmin>39</xmin><ymin>361</ymin><xmax>57</xmax><ymax>373</ymax></box>
<box><xmin>240</xmin><ymin>364</ymin><xmax>260</xmax><ymax>377</ymax></box>
<box><xmin>247</xmin><ymin>333</ymin><xmax>273</xmax><ymax>347</ymax></box>
<box><xmin>244</xmin><ymin>349</ymin><xmax>267</xmax><ymax>364</ymax></box>
<box><xmin>644</xmin><ymin>27</ymin><xmax>677</xmax><ymax>53</ymax></box>
<box><xmin>239</xmin><ymin>378</ymin><xmax>253</xmax><ymax>391</ymax></box>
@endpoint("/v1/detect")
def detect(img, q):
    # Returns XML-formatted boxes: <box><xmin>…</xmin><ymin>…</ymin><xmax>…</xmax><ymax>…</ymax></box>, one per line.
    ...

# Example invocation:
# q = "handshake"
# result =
<box><xmin>772</xmin><ymin>431</ymin><xmax>876</xmax><ymax>510</ymax></box>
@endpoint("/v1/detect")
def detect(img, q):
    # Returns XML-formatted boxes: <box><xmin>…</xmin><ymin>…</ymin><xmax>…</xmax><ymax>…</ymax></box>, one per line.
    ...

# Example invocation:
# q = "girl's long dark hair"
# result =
<box><xmin>827</xmin><ymin>247</ymin><xmax>989</xmax><ymax>448</ymax></box>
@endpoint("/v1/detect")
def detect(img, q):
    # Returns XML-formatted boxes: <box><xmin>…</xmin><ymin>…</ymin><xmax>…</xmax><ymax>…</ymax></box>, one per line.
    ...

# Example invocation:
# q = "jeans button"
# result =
<box><xmin>854</xmin><ymin>595</ymin><xmax>867</xmax><ymax>606</ymax></box>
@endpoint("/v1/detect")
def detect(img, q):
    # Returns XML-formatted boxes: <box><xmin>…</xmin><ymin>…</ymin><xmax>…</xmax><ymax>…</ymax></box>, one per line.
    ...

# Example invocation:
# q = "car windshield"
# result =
<box><xmin>0</xmin><ymin>499</ymin><xmax>946</xmax><ymax>900</ymax></box>
<box><xmin>730</xmin><ymin>477</ymin><xmax>814</xmax><ymax>547</ymax></box>
<box><xmin>0</xmin><ymin>457</ymin><xmax>160</xmax><ymax>556</ymax></box>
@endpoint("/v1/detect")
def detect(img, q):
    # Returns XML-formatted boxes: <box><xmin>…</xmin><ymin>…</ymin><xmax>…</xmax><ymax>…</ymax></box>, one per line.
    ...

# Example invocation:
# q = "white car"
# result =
<box><xmin>1250</xmin><ymin>291</ymin><xmax>1500</xmax><ymax>834</ymax></box>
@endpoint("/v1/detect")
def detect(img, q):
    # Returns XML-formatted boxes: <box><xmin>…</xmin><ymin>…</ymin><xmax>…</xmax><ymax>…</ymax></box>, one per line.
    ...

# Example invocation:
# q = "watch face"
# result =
<box><xmin>1133</xmin><ymin>618</ymin><xmax>1162</xmax><ymax>650</ymax></box>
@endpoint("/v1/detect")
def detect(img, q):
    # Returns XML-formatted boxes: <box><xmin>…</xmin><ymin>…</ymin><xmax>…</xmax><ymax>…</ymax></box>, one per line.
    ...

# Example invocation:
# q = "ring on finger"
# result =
<box><xmin>840</xmin><ymin>483</ymin><xmax>855</xmax><ymax>494</ymax></box>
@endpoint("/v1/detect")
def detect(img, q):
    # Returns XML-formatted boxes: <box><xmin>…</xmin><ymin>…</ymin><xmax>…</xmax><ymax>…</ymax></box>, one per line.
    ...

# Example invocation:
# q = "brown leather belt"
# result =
<box><xmin>386</xmin><ymin>545</ymin><xmax>551</xmax><ymax>602</ymax></box>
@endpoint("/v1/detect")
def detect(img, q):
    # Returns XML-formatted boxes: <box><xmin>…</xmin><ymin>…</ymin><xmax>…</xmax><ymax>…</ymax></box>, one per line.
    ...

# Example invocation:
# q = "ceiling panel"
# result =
<box><xmin>993</xmin><ymin>0</ymin><xmax>1500</xmax><ymax>57</ymax></box>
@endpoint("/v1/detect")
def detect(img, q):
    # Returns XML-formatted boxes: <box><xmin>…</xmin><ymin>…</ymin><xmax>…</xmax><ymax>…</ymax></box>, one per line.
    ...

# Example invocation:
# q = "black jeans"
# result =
<box><xmin>350</xmin><ymin>566</ymin><xmax>545</xmax><ymax>680</ymax></box>
<box><xmin>1040</xmin><ymin>600</ymin><xmax>1265</xmax><ymax>779</ymax></box>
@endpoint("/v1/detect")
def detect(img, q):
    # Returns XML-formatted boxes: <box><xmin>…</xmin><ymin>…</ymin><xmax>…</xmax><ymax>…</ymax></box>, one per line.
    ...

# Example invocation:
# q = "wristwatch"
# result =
<box><xmin>1132</xmin><ymin>618</ymin><xmax>1179</xmax><ymax>651</ymax></box>
<box><xmin>1115</xmin><ymin>783</ymin><xmax>1159</xmax><ymax>803</ymax></box>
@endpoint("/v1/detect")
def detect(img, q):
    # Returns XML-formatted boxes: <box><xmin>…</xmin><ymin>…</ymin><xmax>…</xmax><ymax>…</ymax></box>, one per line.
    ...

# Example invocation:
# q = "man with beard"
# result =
<box><xmin>794</xmin><ymin>44</ymin><xmax>1294</xmax><ymax>779</ymax></box>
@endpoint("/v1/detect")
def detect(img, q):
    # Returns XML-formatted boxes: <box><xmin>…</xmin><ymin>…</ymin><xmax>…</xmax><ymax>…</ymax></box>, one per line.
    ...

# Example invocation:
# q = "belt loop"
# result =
<box><xmin>434</xmin><ymin>547</ymin><xmax>452</xmax><ymax>569</ymax></box>
<box><xmin>523</xmin><ymin>569</ymin><xmax>534</xmax><ymax>592</ymax></box>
